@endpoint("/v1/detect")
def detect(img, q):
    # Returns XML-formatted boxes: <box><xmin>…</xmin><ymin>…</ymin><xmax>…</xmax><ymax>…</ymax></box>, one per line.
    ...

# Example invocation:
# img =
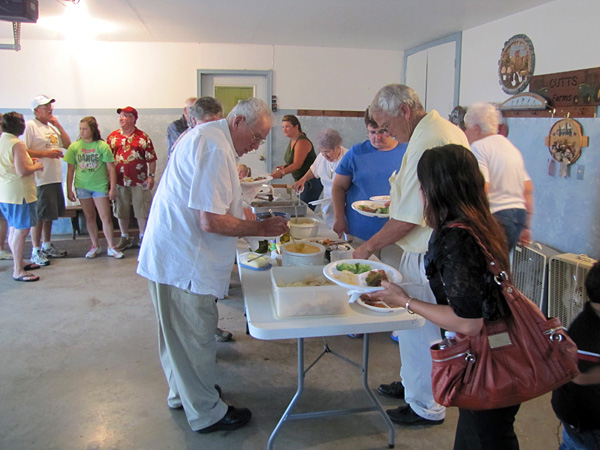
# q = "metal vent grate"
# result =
<box><xmin>548</xmin><ymin>253</ymin><xmax>597</xmax><ymax>328</ymax></box>
<box><xmin>511</xmin><ymin>243</ymin><xmax>559</xmax><ymax>315</ymax></box>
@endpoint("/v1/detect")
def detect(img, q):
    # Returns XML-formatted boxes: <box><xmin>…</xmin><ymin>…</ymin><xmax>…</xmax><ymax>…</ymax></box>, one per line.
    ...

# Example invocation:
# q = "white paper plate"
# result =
<box><xmin>351</xmin><ymin>200</ymin><xmax>390</xmax><ymax>218</ymax></box>
<box><xmin>356</xmin><ymin>296</ymin><xmax>405</xmax><ymax>313</ymax></box>
<box><xmin>240</xmin><ymin>175</ymin><xmax>273</xmax><ymax>186</ymax></box>
<box><xmin>322</xmin><ymin>259</ymin><xmax>402</xmax><ymax>292</ymax></box>
<box><xmin>369</xmin><ymin>195</ymin><xmax>391</xmax><ymax>203</ymax></box>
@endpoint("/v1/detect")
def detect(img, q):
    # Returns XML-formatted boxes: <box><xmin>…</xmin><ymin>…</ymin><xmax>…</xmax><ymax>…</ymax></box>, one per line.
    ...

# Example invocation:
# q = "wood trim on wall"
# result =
<box><xmin>297</xmin><ymin>110</ymin><xmax>365</xmax><ymax>117</ymax></box>
<box><xmin>502</xmin><ymin>106</ymin><xmax>595</xmax><ymax>118</ymax></box>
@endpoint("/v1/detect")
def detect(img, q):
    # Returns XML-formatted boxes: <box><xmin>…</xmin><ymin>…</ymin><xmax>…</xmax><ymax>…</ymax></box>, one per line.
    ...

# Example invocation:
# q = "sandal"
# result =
<box><xmin>13</xmin><ymin>273</ymin><xmax>40</xmax><ymax>282</ymax></box>
<box><xmin>24</xmin><ymin>263</ymin><xmax>41</xmax><ymax>271</ymax></box>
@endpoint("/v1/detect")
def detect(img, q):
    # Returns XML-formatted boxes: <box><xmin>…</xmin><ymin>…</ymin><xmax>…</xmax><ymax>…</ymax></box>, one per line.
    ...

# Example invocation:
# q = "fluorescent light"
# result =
<box><xmin>37</xmin><ymin>2</ymin><xmax>117</xmax><ymax>40</ymax></box>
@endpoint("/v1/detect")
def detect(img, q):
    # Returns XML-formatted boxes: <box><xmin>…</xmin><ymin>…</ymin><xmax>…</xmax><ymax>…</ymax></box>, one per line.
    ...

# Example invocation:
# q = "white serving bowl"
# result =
<box><xmin>281</xmin><ymin>242</ymin><xmax>326</xmax><ymax>266</ymax></box>
<box><xmin>288</xmin><ymin>217</ymin><xmax>320</xmax><ymax>239</ymax></box>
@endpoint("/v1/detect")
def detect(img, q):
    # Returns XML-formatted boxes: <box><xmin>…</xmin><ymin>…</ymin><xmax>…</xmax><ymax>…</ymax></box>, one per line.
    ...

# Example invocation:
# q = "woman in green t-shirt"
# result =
<box><xmin>64</xmin><ymin>117</ymin><xmax>123</xmax><ymax>259</ymax></box>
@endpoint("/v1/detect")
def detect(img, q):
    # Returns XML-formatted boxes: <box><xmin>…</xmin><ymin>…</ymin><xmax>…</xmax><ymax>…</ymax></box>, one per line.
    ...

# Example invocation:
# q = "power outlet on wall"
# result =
<box><xmin>576</xmin><ymin>165</ymin><xmax>585</xmax><ymax>180</ymax></box>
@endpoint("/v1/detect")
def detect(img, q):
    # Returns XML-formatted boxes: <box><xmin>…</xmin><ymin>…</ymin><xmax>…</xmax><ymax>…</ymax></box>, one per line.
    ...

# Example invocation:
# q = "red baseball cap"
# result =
<box><xmin>117</xmin><ymin>106</ymin><xmax>138</xmax><ymax>120</ymax></box>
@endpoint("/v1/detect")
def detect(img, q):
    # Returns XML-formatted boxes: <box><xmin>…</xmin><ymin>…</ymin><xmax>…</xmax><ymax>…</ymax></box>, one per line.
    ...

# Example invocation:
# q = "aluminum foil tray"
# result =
<box><xmin>250</xmin><ymin>200</ymin><xmax>307</xmax><ymax>217</ymax></box>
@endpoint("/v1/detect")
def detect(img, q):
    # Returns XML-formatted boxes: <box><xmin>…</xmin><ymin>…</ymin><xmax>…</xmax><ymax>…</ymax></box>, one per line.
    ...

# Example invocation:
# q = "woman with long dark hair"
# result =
<box><xmin>373</xmin><ymin>144</ymin><xmax>520</xmax><ymax>449</ymax></box>
<box><xmin>270</xmin><ymin>114</ymin><xmax>322</xmax><ymax>207</ymax></box>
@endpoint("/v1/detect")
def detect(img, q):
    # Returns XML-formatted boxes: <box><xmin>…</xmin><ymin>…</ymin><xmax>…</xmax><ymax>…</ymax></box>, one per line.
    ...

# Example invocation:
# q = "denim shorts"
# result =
<box><xmin>0</xmin><ymin>200</ymin><xmax>38</xmax><ymax>229</ymax></box>
<box><xmin>76</xmin><ymin>187</ymin><xmax>108</xmax><ymax>199</ymax></box>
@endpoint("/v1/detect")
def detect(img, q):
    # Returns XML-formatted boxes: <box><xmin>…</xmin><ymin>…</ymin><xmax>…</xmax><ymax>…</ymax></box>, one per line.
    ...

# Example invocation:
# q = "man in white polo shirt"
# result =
<box><xmin>25</xmin><ymin>95</ymin><xmax>71</xmax><ymax>265</ymax></box>
<box><xmin>137</xmin><ymin>98</ymin><xmax>288</xmax><ymax>433</ymax></box>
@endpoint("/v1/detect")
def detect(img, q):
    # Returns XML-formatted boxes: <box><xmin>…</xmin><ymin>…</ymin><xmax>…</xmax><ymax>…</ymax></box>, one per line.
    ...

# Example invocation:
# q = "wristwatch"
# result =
<box><xmin>148</xmin><ymin>173</ymin><xmax>155</xmax><ymax>177</ymax></box>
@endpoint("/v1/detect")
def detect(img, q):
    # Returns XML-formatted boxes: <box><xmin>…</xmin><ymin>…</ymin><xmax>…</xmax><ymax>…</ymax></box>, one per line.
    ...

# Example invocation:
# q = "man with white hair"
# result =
<box><xmin>25</xmin><ymin>95</ymin><xmax>71</xmax><ymax>265</ymax></box>
<box><xmin>168</xmin><ymin>96</ymin><xmax>224</xmax><ymax>159</ymax></box>
<box><xmin>137</xmin><ymin>98</ymin><xmax>289</xmax><ymax>433</ymax></box>
<box><xmin>354</xmin><ymin>83</ymin><xmax>469</xmax><ymax>426</ymax></box>
<box><xmin>464</xmin><ymin>102</ymin><xmax>533</xmax><ymax>250</ymax></box>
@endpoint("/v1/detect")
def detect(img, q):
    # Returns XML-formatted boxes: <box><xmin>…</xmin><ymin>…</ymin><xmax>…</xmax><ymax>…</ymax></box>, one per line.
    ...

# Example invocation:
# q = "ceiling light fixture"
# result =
<box><xmin>39</xmin><ymin>0</ymin><xmax>117</xmax><ymax>41</ymax></box>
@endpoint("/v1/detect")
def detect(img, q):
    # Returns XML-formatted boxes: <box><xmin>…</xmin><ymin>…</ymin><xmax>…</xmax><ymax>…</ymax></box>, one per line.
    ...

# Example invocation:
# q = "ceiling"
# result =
<box><xmin>1</xmin><ymin>0</ymin><xmax>553</xmax><ymax>51</ymax></box>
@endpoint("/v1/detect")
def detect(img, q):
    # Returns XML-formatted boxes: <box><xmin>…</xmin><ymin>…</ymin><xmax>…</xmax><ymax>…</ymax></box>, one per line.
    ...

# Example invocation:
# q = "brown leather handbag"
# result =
<box><xmin>430</xmin><ymin>224</ymin><xmax>580</xmax><ymax>410</ymax></box>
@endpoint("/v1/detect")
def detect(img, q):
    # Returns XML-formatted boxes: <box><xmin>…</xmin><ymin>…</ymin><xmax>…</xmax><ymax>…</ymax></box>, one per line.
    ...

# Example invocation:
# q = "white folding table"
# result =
<box><xmin>237</xmin><ymin>244</ymin><xmax>425</xmax><ymax>449</ymax></box>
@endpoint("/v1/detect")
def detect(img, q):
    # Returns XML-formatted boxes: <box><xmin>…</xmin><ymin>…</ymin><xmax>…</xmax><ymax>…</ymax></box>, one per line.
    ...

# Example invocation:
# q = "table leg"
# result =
<box><xmin>362</xmin><ymin>334</ymin><xmax>395</xmax><ymax>448</ymax></box>
<box><xmin>267</xmin><ymin>338</ymin><xmax>305</xmax><ymax>450</ymax></box>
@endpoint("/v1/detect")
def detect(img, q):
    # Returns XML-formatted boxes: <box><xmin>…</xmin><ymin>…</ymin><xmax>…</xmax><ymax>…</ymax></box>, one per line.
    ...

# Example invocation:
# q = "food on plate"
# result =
<box><xmin>335</xmin><ymin>270</ymin><xmax>358</xmax><ymax>285</ymax></box>
<box><xmin>358</xmin><ymin>203</ymin><xmax>389</xmax><ymax>214</ymax></box>
<box><xmin>285</xmin><ymin>243</ymin><xmax>320</xmax><ymax>254</ymax></box>
<box><xmin>277</xmin><ymin>275</ymin><xmax>334</xmax><ymax>287</ymax></box>
<box><xmin>365</xmin><ymin>269</ymin><xmax>389</xmax><ymax>287</ymax></box>
<box><xmin>336</xmin><ymin>262</ymin><xmax>371</xmax><ymax>274</ymax></box>
<box><xmin>241</xmin><ymin>176</ymin><xmax>268</xmax><ymax>183</ymax></box>
<box><xmin>360</xmin><ymin>293</ymin><xmax>399</xmax><ymax>309</ymax></box>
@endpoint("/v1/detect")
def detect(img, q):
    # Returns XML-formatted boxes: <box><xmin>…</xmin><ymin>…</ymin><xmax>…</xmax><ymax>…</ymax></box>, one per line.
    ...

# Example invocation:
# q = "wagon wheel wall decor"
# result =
<box><xmin>545</xmin><ymin>118</ymin><xmax>588</xmax><ymax>165</ymax></box>
<box><xmin>499</xmin><ymin>34</ymin><xmax>536</xmax><ymax>95</ymax></box>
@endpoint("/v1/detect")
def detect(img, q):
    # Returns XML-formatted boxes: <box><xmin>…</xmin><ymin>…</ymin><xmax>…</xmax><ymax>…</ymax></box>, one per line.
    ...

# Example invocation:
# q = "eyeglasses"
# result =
<box><xmin>367</xmin><ymin>129</ymin><xmax>390</xmax><ymax>137</ymax></box>
<box><xmin>246</xmin><ymin>120</ymin><xmax>266</xmax><ymax>146</ymax></box>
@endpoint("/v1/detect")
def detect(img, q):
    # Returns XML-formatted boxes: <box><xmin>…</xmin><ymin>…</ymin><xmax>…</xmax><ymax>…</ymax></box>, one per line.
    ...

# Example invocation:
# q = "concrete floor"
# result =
<box><xmin>0</xmin><ymin>237</ymin><xmax>564</xmax><ymax>450</ymax></box>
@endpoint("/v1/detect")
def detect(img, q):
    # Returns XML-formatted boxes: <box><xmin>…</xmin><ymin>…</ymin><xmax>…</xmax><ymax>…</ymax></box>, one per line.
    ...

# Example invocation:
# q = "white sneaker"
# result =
<box><xmin>31</xmin><ymin>249</ymin><xmax>50</xmax><ymax>266</ymax></box>
<box><xmin>42</xmin><ymin>243</ymin><xmax>67</xmax><ymax>258</ymax></box>
<box><xmin>0</xmin><ymin>249</ymin><xmax>13</xmax><ymax>260</ymax></box>
<box><xmin>107</xmin><ymin>247</ymin><xmax>124</xmax><ymax>259</ymax></box>
<box><xmin>85</xmin><ymin>247</ymin><xmax>101</xmax><ymax>259</ymax></box>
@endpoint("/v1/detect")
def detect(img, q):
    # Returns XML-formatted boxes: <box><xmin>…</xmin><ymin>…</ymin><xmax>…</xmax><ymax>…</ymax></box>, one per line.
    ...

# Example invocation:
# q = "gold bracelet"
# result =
<box><xmin>405</xmin><ymin>297</ymin><xmax>416</xmax><ymax>314</ymax></box>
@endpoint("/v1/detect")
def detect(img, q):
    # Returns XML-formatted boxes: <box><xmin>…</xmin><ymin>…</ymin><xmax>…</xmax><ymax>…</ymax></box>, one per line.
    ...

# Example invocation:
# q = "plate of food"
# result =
<box><xmin>351</xmin><ymin>200</ymin><xmax>390</xmax><ymax>218</ymax></box>
<box><xmin>240</xmin><ymin>175</ymin><xmax>273</xmax><ymax>186</ymax></box>
<box><xmin>356</xmin><ymin>293</ymin><xmax>405</xmax><ymax>313</ymax></box>
<box><xmin>322</xmin><ymin>259</ymin><xmax>402</xmax><ymax>292</ymax></box>
<box><xmin>369</xmin><ymin>195</ymin><xmax>391</xmax><ymax>203</ymax></box>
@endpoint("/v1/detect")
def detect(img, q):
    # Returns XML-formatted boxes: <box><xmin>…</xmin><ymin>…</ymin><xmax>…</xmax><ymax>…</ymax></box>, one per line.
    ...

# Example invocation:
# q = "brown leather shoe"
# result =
<box><xmin>196</xmin><ymin>406</ymin><xmax>252</xmax><ymax>433</ymax></box>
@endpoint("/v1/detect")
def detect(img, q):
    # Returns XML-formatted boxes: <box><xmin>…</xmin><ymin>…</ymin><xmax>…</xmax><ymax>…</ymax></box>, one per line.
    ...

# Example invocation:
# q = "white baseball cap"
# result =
<box><xmin>31</xmin><ymin>95</ymin><xmax>55</xmax><ymax>111</ymax></box>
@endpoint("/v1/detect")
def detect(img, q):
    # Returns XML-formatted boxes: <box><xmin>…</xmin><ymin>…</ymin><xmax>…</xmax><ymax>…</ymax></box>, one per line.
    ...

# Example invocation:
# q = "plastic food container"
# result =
<box><xmin>281</xmin><ymin>242</ymin><xmax>326</xmax><ymax>266</ymax></box>
<box><xmin>256</xmin><ymin>211</ymin><xmax>291</xmax><ymax>221</ymax></box>
<box><xmin>288</xmin><ymin>217</ymin><xmax>320</xmax><ymax>239</ymax></box>
<box><xmin>270</xmin><ymin>265</ymin><xmax>349</xmax><ymax>318</ymax></box>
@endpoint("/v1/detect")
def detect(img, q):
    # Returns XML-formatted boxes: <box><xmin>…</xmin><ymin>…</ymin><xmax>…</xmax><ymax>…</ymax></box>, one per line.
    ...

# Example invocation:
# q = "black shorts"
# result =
<box><xmin>37</xmin><ymin>182</ymin><xmax>66</xmax><ymax>221</ymax></box>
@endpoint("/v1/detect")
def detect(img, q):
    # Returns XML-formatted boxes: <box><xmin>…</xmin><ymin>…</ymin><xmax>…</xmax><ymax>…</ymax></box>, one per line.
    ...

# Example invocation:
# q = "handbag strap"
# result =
<box><xmin>447</xmin><ymin>222</ymin><xmax>511</xmax><ymax>288</ymax></box>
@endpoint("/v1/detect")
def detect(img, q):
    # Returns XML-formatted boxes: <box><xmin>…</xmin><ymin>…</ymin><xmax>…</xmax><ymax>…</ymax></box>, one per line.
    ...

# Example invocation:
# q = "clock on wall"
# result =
<box><xmin>498</xmin><ymin>34</ymin><xmax>536</xmax><ymax>95</ymax></box>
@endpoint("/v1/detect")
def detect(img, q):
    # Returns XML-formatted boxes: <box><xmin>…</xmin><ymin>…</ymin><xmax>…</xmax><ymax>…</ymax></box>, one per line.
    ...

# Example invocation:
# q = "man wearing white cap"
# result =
<box><xmin>25</xmin><ymin>95</ymin><xmax>71</xmax><ymax>265</ymax></box>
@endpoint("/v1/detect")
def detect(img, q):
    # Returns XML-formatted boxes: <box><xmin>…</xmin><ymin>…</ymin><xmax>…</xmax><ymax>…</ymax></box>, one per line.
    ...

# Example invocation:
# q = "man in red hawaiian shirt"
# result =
<box><xmin>107</xmin><ymin>107</ymin><xmax>157</xmax><ymax>250</ymax></box>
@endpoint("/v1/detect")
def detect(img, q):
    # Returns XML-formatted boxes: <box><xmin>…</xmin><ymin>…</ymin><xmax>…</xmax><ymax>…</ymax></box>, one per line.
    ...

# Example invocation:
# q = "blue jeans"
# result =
<box><xmin>560</xmin><ymin>424</ymin><xmax>600</xmax><ymax>450</ymax></box>
<box><xmin>493</xmin><ymin>208</ymin><xmax>527</xmax><ymax>251</ymax></box>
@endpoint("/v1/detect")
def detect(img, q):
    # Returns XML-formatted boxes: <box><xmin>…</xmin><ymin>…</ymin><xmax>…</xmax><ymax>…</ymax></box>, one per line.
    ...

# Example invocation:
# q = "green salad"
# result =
<box><xmin>335</xmin><ymin>262</ymin><xmax>372</xmax><ymax>274</ymax></box>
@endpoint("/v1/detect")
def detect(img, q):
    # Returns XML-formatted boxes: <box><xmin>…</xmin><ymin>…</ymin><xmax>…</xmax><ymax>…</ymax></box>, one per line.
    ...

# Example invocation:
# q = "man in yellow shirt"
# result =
<box><xmin>354</xmin><ymin>84</ymin><xmax>469</xmax><ymax>426</ymax></box>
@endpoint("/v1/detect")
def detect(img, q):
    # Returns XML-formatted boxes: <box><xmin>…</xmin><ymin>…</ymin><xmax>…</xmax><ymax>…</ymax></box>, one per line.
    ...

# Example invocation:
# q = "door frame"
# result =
<box><xmin>403</xmin><ymin>32</ymin><xmax>462</xmax><ymax>111</ymax></box>
<box><xmin>197</xmin><ymin>69</ymin><xmax>274</xmax><ymax>170</ymax></box>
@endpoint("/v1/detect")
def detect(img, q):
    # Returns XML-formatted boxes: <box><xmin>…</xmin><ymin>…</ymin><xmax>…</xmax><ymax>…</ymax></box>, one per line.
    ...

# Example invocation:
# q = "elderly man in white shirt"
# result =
<box><xmin>354</xmin><ymin>84</ymin><xmax>470</xmax><ymax>427</ymax></box>
<box><xmin>137</xmin><ymin>98</ymin><xmax>288</xmax><ymax>434</ymax></box>
<box><xmin>464</xmin><ymin>102</ymin><xmax>534</xmax><ymax>251</ymax></box>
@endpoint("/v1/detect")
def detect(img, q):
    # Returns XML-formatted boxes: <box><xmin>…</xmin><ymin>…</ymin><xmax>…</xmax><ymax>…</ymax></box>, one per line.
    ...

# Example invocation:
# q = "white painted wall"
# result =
<box><xmin>460</xmin><ymin>0</ymin><xmax>600</xmax><ymax>105</ymax></box>
<box><xmin>0</xmin><ymin>40</ymin><xmax>402</xmax><ymax>111</ymax></box>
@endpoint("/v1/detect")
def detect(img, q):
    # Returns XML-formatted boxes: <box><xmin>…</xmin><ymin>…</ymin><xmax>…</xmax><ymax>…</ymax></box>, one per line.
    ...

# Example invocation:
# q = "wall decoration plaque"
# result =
<box><xmin>499</xmin><ymin>34</ymin><xmax>535</xmax><ymax>95</ymax></box>
<box><xmin>545</xmin><ymin>118</ymin><xmax>589</xmax><ymax>177</ymax></box>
